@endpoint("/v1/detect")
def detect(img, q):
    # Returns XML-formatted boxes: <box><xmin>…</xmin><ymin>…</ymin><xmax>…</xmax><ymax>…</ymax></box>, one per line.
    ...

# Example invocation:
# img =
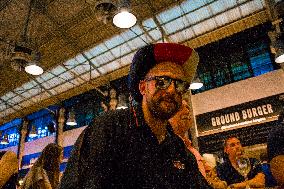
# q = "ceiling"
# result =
<box><xmin>0</xmin><ymin>0</ymin><xmax>270</xmax><ymax>124</ymax></box>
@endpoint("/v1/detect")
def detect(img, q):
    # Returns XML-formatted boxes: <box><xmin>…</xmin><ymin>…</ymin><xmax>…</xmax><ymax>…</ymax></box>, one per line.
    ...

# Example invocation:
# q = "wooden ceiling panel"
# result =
<box><xmin>0</xmin><ymin>67</ymin><xmax>30</xmax><ymax>94</ymax></box>
<box><xmin>0</xmin><ymin>0</ymin><xmax>181</xmax><ymax>97</ymax></box>
<box><xmin>0</xmin><ymin>0</ymin><xmax>269</xmax><ymax>124</ymax></box>
<box><xmin>40</xmin><ymin>44</ymin><xmax>76</xmax><ymax>68</ymax></box>
<box><xmin>47</xmin><ymin>0</ymin><xmax>87</xmax><ymax>25</ymax></box>
<box><xmin>28</xmin><ymin>13</ymin><xmax>56</xmax><ymax>46</ymax></box>
<box><xmin>65</xmin><ymin>15</ymin><xmax>101</xmax><ymax>40</ymax></box>
<box><xmin>1</xmin><ymin>1</ymin><xmax>28</xmax><ymax>40</ymax></box>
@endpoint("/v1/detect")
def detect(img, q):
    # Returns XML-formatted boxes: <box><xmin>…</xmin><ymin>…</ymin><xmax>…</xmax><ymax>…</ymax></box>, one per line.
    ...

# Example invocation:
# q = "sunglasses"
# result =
<box><xmin>144</xmin><ymin>76</ymin><xmax>190</xmax><ymax>94</ymax></box>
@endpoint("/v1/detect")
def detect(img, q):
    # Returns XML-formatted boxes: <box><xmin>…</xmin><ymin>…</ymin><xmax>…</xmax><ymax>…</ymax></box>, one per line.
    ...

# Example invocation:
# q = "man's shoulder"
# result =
<box><xmin>249</xmin><ymin>158</ymin><xmax>261</xmax><ymax>168</ymax></box>
<box><xmin>86</xmin><ymin>109</ymin><xmax>132</xmax><ymax>136</ymax></box>
<box><xmin>249</xmin><ymin>157</ymin><xmax>259</xmax><ymax>163</ymax></box>
<box><xmin>216</xmin><ymin>159</ymin><xmax>231</xmax><ymax>172</ymax></box>
<box><xmin>94</xmin><ymin>109</ymin><xmax>130</xmax><ymax>123</ymax></box>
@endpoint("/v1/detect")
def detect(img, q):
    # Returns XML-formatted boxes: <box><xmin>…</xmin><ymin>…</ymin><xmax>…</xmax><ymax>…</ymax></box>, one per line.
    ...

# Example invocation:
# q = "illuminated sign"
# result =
<box><xmin>196</xmin><ymin>93</ymin><xmax>284</xmax><ymax>135</ymax></box>
<box><xmin>211</xmin><ymin>104</ymin><xmax>274</xmax><ymax>127</ymax></box>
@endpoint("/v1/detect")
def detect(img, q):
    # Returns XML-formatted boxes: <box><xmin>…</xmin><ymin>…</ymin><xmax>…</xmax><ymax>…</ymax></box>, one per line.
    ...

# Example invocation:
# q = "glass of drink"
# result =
<box><xmin>236</xmin><ymin>156</ymin><xmax>251</xmax><ymax>189</ymax></box>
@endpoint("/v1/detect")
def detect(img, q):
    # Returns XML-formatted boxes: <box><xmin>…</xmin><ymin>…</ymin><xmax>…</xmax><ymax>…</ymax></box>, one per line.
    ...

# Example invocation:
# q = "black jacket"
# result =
<box><xmin>59</xmin><ymin>106</ymin><xmax>211</xmax><ymax>189</ymax></box>
<box><xmin>216</xmin><ymin>157</ymin><xmax>263</xmax><ymax>185</ymax></box>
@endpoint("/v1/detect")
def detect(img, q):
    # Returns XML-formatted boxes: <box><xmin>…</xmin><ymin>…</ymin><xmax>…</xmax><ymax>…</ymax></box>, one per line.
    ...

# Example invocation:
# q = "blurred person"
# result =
<box><xmin>216</xmin><ymin>137</ymin><xmax>265</xmax><ymax>188</ymax></box>
<box><xmin>20</xmin><ymin>143</ymin><xmax>62</xmax><ymax>189</ymax></box>
<box><xmin>109</xmin><ymin>88</ymin><xmax>118</xmax><ymax>110</ymax></box>
<box><xmin>267</xmin><ymin>112</ymin><xmax>284</xmax><ymax>189</ymax></box>
<box><xmin>169</xmin><ymin>98</ymin><xmax>227</xmax><ymax>189</ymax></box>
<box><xmin>259</xmin><ymin>152</ymin><xmax>277</xmax><ymax>188</ymax></box>
<box><xmin>203</xmin><ymin>153</ymin><xmax>217</xmax><ymax>168</ymax></box>
<box><xmin>59</xmin><ymin>43</ymin><xmax>212</xmax><ymax>188</ymax></box>
<box><xmin>168</xmin><ymin>97</ymin><xmax>207</xmax><ymax>177</ymax></box>
<box><xmin>0</xmin><ymin>150</ymin><xmax>18</xmax><ymax>189</ymax></box>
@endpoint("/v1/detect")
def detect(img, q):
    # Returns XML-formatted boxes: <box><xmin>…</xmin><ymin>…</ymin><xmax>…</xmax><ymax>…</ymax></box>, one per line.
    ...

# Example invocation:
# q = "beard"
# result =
<box><xmin>147</xmin><ymin>93</ymin><xmax>182</xmax><ymax>120</ymax></box>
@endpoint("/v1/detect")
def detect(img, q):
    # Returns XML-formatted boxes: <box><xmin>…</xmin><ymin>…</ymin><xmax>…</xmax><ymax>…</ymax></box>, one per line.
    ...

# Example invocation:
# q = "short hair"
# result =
<box><xmin>223</xmin><ymin>136</ymin><xmax>239</xmax><ymax>148</ymax></box>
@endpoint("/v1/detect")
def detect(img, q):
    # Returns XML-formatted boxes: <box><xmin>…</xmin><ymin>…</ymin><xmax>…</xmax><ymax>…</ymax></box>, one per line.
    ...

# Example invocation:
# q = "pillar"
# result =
<box><xmin>17</xmin><ymin>119</ymin><xmax>28</xmax><ymax>170</ymax></box>
<box><xmin>56</xmin><ymin>107</ymin><xmax>65</xmax><ymax>147</ymax></box>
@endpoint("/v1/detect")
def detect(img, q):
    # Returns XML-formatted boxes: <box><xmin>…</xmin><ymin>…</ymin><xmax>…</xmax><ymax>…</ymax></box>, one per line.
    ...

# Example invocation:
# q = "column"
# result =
<box><xmin>17</xmin><ymin>119</ymin><xmax>28</xmax><ymax>170</ymax></box>
<box><xmin>56</xmin><ymin>107</ymin><xmax>65</xmax><ymax>147</ymax></box>
<box><xmin>189</xmin><ymin>90</ymin><xmax>199</xmax><ymax>150</ymax></box>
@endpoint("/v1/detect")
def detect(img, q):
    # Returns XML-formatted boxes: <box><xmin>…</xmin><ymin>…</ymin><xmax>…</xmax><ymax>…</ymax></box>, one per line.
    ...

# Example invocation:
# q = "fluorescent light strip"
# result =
<box><xmin>50</xmin><ymin>66</ymin><xmax>67</xmax><ymax>76</ymax></box>
<box><xmin>75</xmin><ymin>54</ymin><xmax>86</xmax><ymax>64</ymax></box>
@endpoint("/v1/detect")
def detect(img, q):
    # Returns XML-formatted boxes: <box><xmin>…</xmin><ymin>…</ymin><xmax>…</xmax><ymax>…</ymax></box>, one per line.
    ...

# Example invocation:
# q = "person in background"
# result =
<box><xmin>20</xmin><ymin>143</ymin><xmax>62</xmax><ymax>189</ymax></box>
<box><xmin>216</xmin><ymin>137</ymin><xmax>265</xmax><ymax>188</ymax></box>
<box><xmin>0</xmin><ymin>150</ymin><xmax>18</xmax><ymax>189</ymax></box>
<box><xmin>259</xmin><ymin>152</ymin><xmax>277</xmax><ymax>188</ymax></box>
<box><xmin>59</xmin><ymin>43</ymin><xmax>212</xmax><ymax>188</ymax></box>
<box><xmin>169</xmin><ymin>97</ymin><xmax>227</xmax><ymax>189</ymax></box>
<box><xmin>169</xmin><ymin>96</ymin><xmax>207</xmax><ymax>177</ymax></box>
<box><xmin>267</xmin><ymin>112</ymin><xmax>284</xmax><ymax>189</ymax></box>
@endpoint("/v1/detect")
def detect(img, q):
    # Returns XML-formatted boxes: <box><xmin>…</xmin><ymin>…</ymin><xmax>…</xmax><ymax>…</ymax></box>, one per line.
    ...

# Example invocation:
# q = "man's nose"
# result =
<box><xmin>184</xmin><ymin>107</ymin><xmax>190</xmax><ymax>114</ymax></box>
<box><xmin>236</xmin><ymin>144</ymin><xmax>242</xmax><ymax>149</ymax></box>
<box><xmin>166</xmin><ymin>81</ymin><xmax>177</xmax><ymax>93</ymax></box>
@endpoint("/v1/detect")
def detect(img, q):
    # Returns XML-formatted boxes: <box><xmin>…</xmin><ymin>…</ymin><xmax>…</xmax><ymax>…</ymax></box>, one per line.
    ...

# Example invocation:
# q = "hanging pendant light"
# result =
<box><xmin>269</xmin><ymin>30</ymin><xmax>284</xmax><ymax>64</ymax></box>
<box><xmin>116</xmin><ymin>94</ymin><xmax>128</xmax><ymax>109</ymax></box>
<box><xmin>66</xmin><ymin>108</ymin><xmax>77</xmax><ymax>126</ymax></box>
<box><xmin>113</xmin><ymin>0</ymin><xmax>136</xmax><ymax>28</ymax></box>
<box><xmin>275</xmin><ymin>44</ymin><xmax>284</xmax><ymax>64</ymax></box>
<box><xmin>25</xmin><ymin>52</ymin><xmax>43</xmax><ymax>75</ymax></box>
<box><xmin>189</xmin><ymin>76</ymin><xmax>203</xmax><ymax>90</ymax></box>
<box><xmin>29</xmin><ymin>125</ymin><xmax>37</xmax><ymax>137</ymax></box>
<box><xmin>25</xmin><ymin>62</ymin><xmax>43</xmax><ymax>75</ymax></box>
<box><xmin>0</xmin><ymin>134</ymin><xmax>9</xmax><ymax>145</ymax></box>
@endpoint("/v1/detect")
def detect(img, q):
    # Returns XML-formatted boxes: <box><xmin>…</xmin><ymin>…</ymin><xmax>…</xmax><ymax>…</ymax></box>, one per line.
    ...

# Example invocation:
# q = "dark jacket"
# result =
<box><xmin>59</xmin><ymin>106</ymin><xmax>211</xmax><ymax>189</ymax></box>
<box><xmin>216</xmin><ymin>157</ymin><xmax>263</xmax><ymax>185</ymax></box>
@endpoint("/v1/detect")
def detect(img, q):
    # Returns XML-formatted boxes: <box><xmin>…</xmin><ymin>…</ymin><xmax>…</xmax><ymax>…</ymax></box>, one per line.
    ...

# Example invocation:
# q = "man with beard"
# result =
<box><xmin>59</xmin><ymin>43</ymin><xmax>211</xmax><ymax>188</ymax></box>
<box><xmin>216</xmin><ymin>137</ymin><xmax>265</xmax><ymax>188</ymax></box>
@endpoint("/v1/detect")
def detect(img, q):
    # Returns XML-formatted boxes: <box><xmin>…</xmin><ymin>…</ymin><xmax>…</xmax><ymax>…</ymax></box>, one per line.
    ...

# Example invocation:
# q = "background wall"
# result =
<box><xmin>192</xmin><ymin>69</ymin><xmax>284</xmax><ymax>115</ymax></box>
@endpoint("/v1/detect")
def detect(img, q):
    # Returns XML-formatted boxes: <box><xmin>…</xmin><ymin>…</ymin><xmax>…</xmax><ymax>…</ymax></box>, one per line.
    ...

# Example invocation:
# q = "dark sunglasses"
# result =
<box><xmin>144</xmin><ymin>76</ymin><xmax>190</xmax><ymax>93</ymax></box>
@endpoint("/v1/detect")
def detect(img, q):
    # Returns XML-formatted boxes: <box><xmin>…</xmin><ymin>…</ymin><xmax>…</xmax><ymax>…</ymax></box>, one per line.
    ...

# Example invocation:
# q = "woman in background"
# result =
<box><xmin>21</xmin><ymin>143</ymin><xmax>62</xmax><ymax>189</ymax></box>
<box><xmin>0</xmin><ymin>150</ymin><xmax>18</xmax><ymax>189</ymax></box>
<box><xmin>169</xmin><ymin>97</ymin><xmax>227</xmax><ymax>188</ymax></box>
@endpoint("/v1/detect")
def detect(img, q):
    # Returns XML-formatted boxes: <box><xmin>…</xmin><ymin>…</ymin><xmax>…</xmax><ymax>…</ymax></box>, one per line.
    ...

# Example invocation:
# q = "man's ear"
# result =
<box><xmin>139</xmin><ymin>80</ymin><xmax>146</xmax><ymax>96</ymax></box>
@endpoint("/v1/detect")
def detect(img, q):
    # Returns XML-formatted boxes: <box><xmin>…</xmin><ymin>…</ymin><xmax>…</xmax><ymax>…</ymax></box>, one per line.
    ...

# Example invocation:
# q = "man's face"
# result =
<box><xmin>139</xmin><ymin>61</ymin><xmax>186</xmax><ymax>120</ymax></box>
<box><xmin>224</xmin><ymin>137</ymin><xmax>244</xmax><ymax>159</ymax></box>
<box><xmin>169</xmin><ymin>99</ymin><xmax>193</xmax><ymax>136</ymax></box>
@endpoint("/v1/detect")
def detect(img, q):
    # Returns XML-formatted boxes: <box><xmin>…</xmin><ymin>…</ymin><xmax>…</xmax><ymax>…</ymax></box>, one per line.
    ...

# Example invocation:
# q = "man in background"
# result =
<box><xmin>216</xmin><ymin>137</ymin><xmax>265</xmax><ymax>188</ymax></box>
<box><xmin>267</xmin><ymin>112</ymin><xmax>284</xmax><ymax>189</ymax></box>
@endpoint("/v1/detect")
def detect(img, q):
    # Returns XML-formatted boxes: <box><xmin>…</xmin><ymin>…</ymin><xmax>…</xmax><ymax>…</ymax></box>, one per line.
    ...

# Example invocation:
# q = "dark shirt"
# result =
<box><xmin>59</xmin><ymin>106</ymin><xmax>212</xmax><ymax>189</ymax></box>
<box><xmin>216</xmin><ymin>157</ymin><xmax>263</xmax><ymax>185</ymax></box>
<box><xmin>261</xmin><ymin>163</ymin><xmax>277</xmax><ymax>187</ymax></box>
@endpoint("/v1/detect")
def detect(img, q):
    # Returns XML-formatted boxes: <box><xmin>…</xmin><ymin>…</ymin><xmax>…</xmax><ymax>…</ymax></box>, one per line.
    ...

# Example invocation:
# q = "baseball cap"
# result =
<box><xmin>128</xmin><ymin>43</ymin><xmax>199</xmax><ymax>102</ymax></box>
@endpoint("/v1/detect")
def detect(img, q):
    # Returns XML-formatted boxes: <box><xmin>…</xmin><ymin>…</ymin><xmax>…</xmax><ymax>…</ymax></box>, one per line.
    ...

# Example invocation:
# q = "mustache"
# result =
<box><xmin>158</xmin><ymin>94</ymin><xmax>177</xmax><ymax>102</ymax></box>
<box><xmin>181</xmin><ymin>115</ymin><xmax>191</xmax><ymax>120</ymax></box>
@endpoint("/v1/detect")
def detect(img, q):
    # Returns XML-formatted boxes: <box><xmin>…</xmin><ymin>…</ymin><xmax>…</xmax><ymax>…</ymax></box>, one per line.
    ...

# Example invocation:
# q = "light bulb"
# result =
<box><xmin>25</xmin><ymin>64</ymin><xmax>43</xmax><ymax>75</ymax></box>
<box><xmin>113</xmin><ymin>10</ymin><xmax>136</xmax><ymax>28</ymax></box>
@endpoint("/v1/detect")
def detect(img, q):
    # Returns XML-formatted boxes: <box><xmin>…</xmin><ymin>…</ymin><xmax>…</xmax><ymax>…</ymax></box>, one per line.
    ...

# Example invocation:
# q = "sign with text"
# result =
<box><xmin>196</xmin><ymin>93</ymin><xmax>284</xmax><ymax>136</ymax></box>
